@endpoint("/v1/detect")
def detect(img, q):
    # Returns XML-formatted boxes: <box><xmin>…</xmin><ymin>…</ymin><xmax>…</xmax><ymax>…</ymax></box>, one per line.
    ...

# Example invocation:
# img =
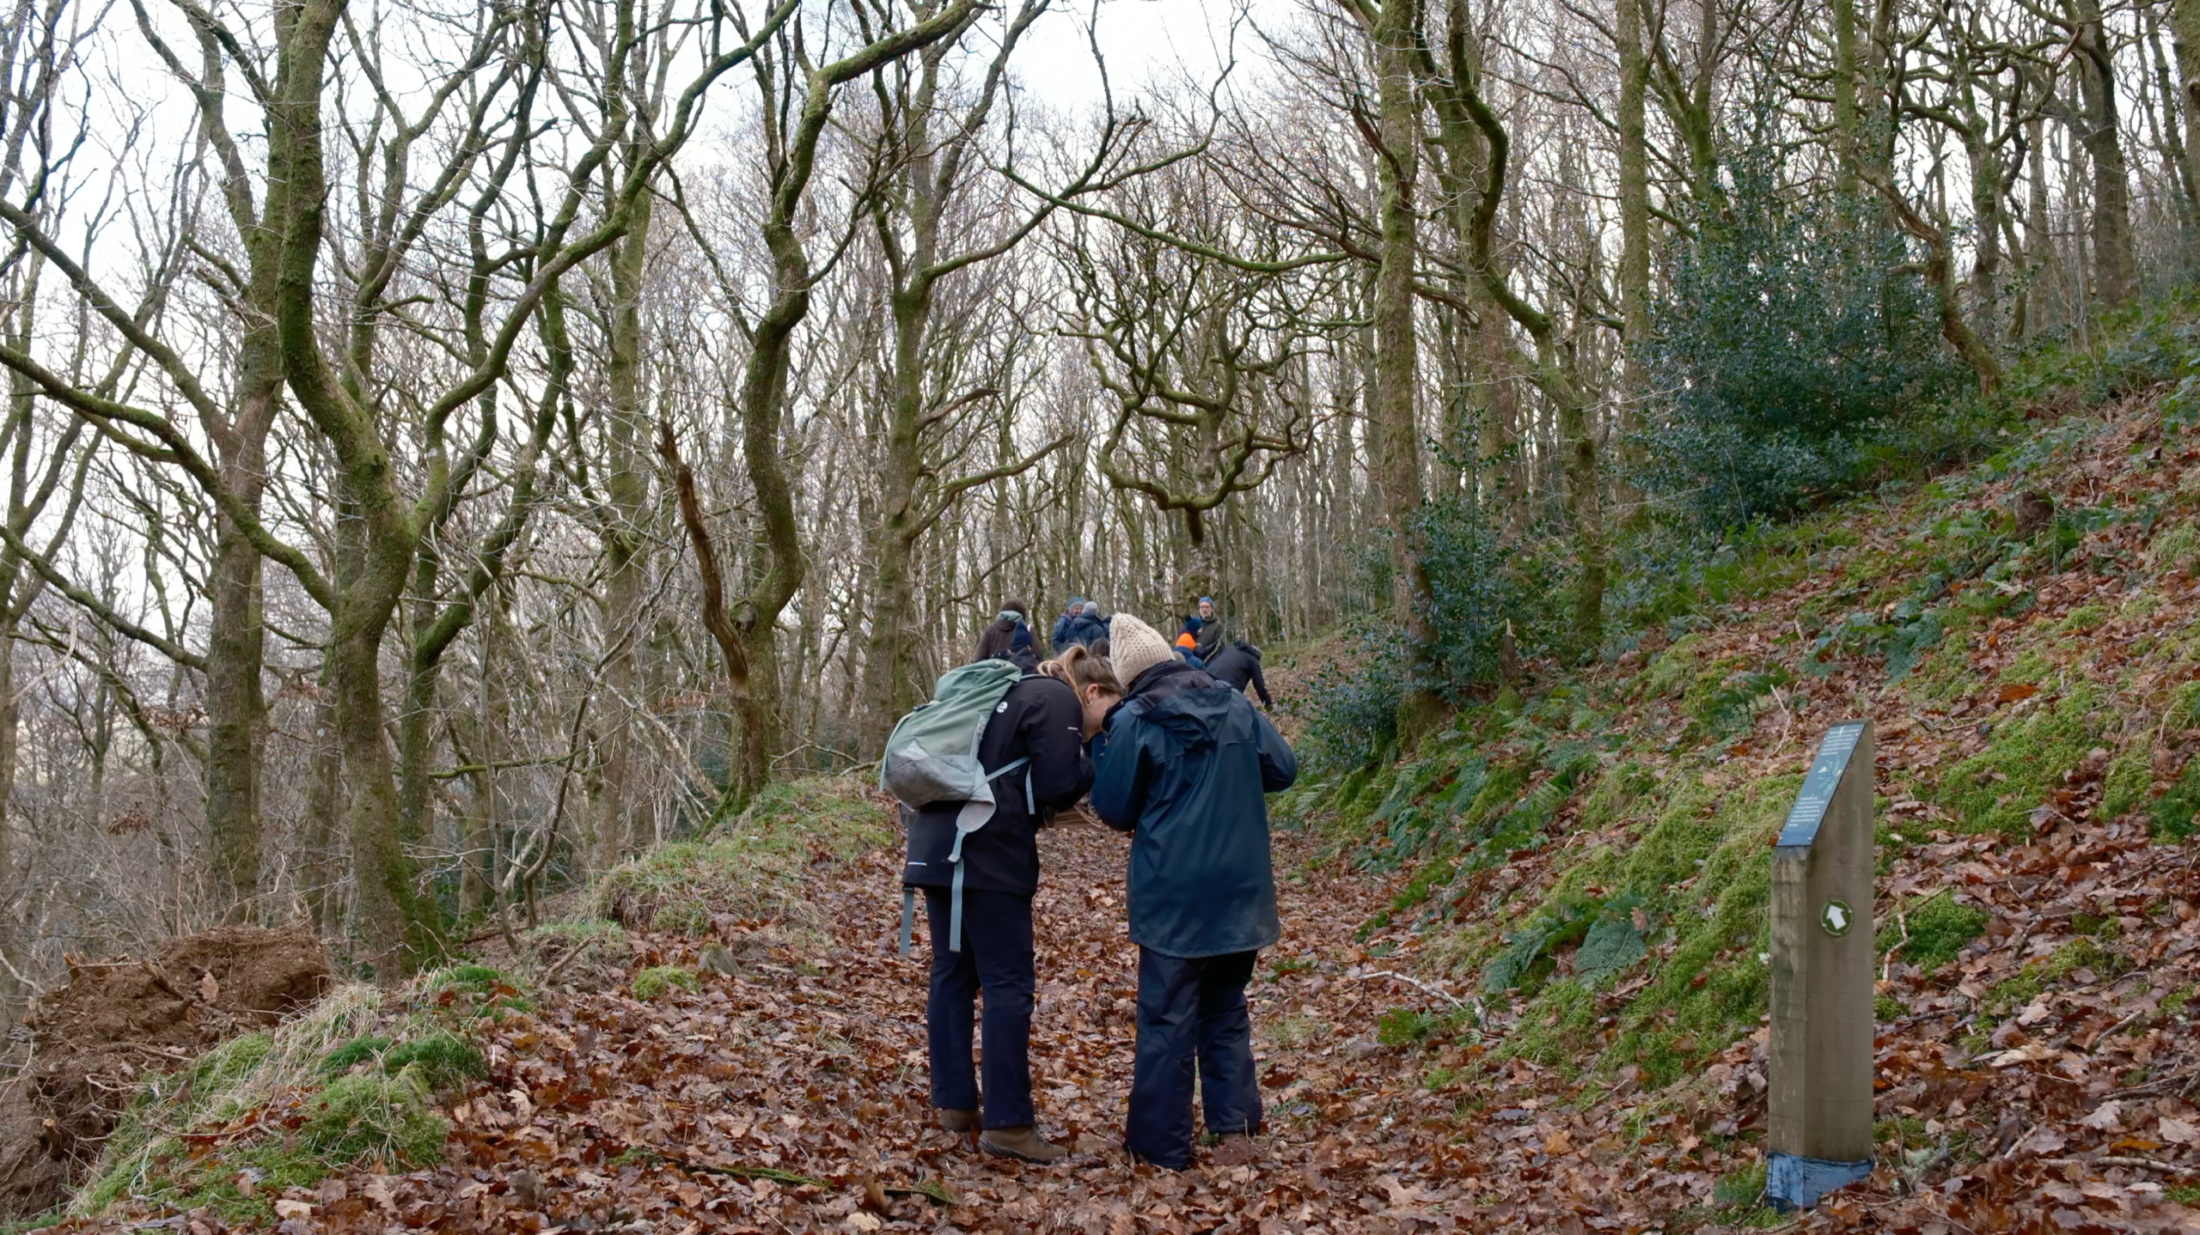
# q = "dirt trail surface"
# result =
<box><xmin>66</xmin><ymin>803</ymin><xmax>2200</xmax><ymax>1232</ymax></box>
<box><xmin>0</xmin><ymin>925</ymin><xmax>330</xmax><ymax>1219</ymax></box>
<box><xmin>292</xmin><ymin>819</ymin><xmax>1604</xmax><ymax>1233</ymax></box>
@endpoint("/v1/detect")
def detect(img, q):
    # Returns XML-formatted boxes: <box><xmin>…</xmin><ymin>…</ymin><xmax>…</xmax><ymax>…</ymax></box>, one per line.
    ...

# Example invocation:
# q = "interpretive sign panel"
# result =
<box><xmin>1768</xmin><ymin>719</ymin><xmax>1876</xmax><ymax>1210</ymax></box>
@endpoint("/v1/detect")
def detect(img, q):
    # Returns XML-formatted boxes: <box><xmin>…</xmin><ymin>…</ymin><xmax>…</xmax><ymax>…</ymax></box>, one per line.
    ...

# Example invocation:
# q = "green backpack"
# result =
<box><xmin>878</xmin><ymin>659</ymin><xmax>1036</xmax><ymax>955</ymax></box>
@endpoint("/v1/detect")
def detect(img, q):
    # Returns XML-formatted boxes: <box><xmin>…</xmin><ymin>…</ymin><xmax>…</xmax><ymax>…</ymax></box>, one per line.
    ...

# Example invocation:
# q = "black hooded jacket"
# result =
<box><xmin>1204</xmin><ymin>640</ymin><xmax>1272</xmax><ymax>708</ymax></box>
<box><xmin>900</xmin><ymin>673</ymin><xmax>1092</xmax><ymax>898</ymax></box>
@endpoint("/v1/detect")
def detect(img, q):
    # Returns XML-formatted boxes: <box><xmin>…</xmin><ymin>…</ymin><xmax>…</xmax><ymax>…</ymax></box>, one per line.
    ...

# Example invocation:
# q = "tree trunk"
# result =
<box><xmin>2172</xmin><ymin>0</ymin><xmax>2200</xmax><ymax>241</ymax></box>
<box><xmin>594</xmin><ymin>189</ymin><xmax>653</xmax><ymax>870</ymax></box>
<box><xmin>1830</xmin><ymin>0</ymin><xmax>1866</xmax><ymax>196</ymax></box>
<box><xmin>1616</xmin><ymin>0</ymin><xmax>1651</xmax><ymax>500</ymax></box>
<box><xmin>859</xmin><ymin>278</ymin><xmax>932</xmax><ymax>752</ymax></box>
<box><xmin>2076</xmin><ymin>0</ymin><xmax>2140</xmax><ymax>307</ymax></box>
<box><xmin>1371</xmin><ymin>0</ymin><xmax>1440</xmax><ymax>732</ymax></box>
<box><xmin>330</xmin><ymin>600</ymin><xmax>439</xmax><ymax>969</ymax></box>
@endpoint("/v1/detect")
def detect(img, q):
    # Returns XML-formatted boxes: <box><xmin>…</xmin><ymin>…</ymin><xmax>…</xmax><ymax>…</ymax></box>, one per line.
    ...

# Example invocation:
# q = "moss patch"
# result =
<box><xmin>73</xmin><ymin>975</ymin><xmax>489</xmax><ymax>1224</ymax></box>
<box><xmin>588</xmin><ymin>775</ymin><xmax>890</xmax><ymax>936</ymax></box>
<box><xmin>1882</xmin><ymin>890</ymin><xmax>1989</xmax><ymax>976</ymax></box>
<box><xmin>1469</xmin><ymin>773</ymin><xmax>1797</xmax><ymax>1087</ymax></box>
<box><xmin>633</xmin><ymin>966</ymin><xmax>699</xmax><ymax>1001</ymax></box>
<box><xmin>1932</xmin><ymin>686</ymin><xmax>2103</xmax><ymax>836</ymax></box>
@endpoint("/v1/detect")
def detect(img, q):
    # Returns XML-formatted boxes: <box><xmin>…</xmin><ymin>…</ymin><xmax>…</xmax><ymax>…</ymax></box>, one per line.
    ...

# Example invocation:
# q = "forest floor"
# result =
<box><xmin>285</xmin><ymin>816</ymin><xmax>1525</xmax><ymax>1233</ymax></box>
<box><xmin>182</xmin><ymin>786</ymin><xmax>2200</xmax><ymax>1235</ymax></box>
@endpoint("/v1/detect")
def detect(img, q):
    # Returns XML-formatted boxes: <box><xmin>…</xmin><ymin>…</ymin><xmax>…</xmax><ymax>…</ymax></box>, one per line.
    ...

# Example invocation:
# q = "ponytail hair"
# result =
<box><xmin>1040</xmin><ymin>643</ymin><xmax>1122</xmax><ymax>698</ymax></box>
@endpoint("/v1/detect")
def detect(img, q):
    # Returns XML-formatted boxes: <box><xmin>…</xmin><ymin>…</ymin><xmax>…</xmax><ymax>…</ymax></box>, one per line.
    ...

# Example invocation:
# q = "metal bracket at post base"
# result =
<box><xmin>1766</xmin><ymin>1151</ymin><xmax>1873</xmax><ymax>1211</ymax></box>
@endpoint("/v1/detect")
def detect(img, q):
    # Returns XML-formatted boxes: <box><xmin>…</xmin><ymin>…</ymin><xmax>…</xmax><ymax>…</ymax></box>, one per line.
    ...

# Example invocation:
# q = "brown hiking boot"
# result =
<box><xmin>937</xmin><ymin>1108</ymin><xmax>980</xmax><ymax>1134</ymax></box>
<box><xmin>1210</xmin><ymin>1133</ymin><xmax>1258</xmax><ymax>1167</ymax></box>
<box><xmin>979</xmin><ymin>1126</ymin><xmax>1067</xmax><ymax>1163</ymax></box>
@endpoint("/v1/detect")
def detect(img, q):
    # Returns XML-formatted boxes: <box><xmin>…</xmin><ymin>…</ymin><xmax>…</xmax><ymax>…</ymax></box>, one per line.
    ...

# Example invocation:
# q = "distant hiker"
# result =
<box><xmin>1051</xmin><ymin>597</ymin><xmax>1086</xmax><ymax>652</ymax></box>
<box><xmin>1204</xmin><ymin>639</ymin><xmax>1273</xmax><ymax>710</ymax></box>
<box><xmin>897</xmin><ymin>646</ymin><xmax>1094</xmax><ymax>1163</ymax></box>
<box><xmin>1091</xmin><ymin>614</ymin><xmax>1299</xmax><ymax>1170</ymax></box>
<box><xmin>1193</xmin><ymin>596</ymin><xmax>1224</xmax><ymax>661</ymax></box>
<box><xmin>1174</xmin><ymin>619</ymin><xmax>1207</xmax><ymax>671</ymax></box>
<box><xmin>975</xmin><ymin>605</ymin><xmax>1039</xmax><ymax>671</ymax></box>
<box><xmin>1062</xmin><ymin>599</ymin><xmax>1108</xmax><ymax>649</ymax></box>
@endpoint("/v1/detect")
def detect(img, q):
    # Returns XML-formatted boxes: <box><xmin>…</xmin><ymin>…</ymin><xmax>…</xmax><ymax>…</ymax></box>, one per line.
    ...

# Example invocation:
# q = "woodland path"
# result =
<box><xmin>374</xmin><ymin>815</ymin><xmax>1594</xmax><ymax>1234</ymax></box>
<box><xmin>286</xmin><ymin>791</ymin><xmax>2200</xmax><ymax>1235</ymax></box>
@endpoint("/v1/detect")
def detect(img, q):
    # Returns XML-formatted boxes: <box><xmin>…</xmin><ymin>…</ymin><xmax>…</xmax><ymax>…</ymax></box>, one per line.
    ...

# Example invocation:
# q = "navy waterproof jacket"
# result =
<box><xmin>1091</xmin><ymin>660</ymin><xmax>1298</xmax><ymax>957</ymax></box>
<box><xmin>1061</xmin><ymin>613</ymin><xmax>1108</xmax><ymax>649</ymax></box>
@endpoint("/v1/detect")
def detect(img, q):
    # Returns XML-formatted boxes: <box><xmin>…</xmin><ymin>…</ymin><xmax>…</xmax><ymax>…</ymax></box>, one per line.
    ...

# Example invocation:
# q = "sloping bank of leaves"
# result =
<box><xmin>1281</xmin><ymin>315</ymin><xmax>2200</xmax><ymax>1112</ymax></box>
<box><xmin>585</xmin><ymin>774</ymin><xmax>893</xmax><ymax>941</ymax></box>
<box><xmin>66</xmin><ymin>777</ymin><xmax>892</xmax><ymax>1226</ymax></box>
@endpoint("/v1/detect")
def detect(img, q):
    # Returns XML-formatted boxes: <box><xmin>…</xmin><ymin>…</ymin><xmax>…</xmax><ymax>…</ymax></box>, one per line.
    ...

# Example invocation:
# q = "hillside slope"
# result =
<box><xmin>1277</xmin><ymin>315</ymin><xmax>2200</xmax><ymax>1229</ymax></box>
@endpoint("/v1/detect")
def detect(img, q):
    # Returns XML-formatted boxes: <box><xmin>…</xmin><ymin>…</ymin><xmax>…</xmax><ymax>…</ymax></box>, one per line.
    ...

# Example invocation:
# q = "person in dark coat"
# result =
<box><xmin>1204</xmin><ymin>640</ymin><xmax>1273</xmax><ymax>709</ymax></box>
<box><xmin>1051</xmin><ymin>597</ymin><xmax>1085</xmax><ymax>652</ymax></box>
<box><xmin>1192</xmin><ymin>597</ymin><xmax>1224</xmax><ymax>661</ymax></box>
<box><xmin>1090</xmin><ymin>614</ymin><xmax>1298</xmax><ymax>1170</ymax></box>
<box><xmin>1062</xmin><ymin>599</ymin><xmax>1108</xmax><ymax>649</ymax></box>
<box><xmin>975</xmin><ymin>609</ymin><xmax>1039</xmax><ymax>671</ymax></box>
<box><xmin>903</xmin><ymin>631</ymin><xmax>1092</xmax><ymax>1162</ymax></box>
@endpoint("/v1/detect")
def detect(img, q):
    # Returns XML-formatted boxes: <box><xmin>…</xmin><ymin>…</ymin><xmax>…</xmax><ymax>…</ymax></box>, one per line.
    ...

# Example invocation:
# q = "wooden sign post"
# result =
<box><xmin>1768</xmin><ymin>719</ymin><xmax>1876</xmax><ymax>1210</ymax></box>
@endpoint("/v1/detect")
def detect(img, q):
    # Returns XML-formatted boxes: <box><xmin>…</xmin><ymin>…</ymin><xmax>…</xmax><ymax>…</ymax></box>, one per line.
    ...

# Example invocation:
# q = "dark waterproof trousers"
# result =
<box><xmin>923</xmin><ymin>887</ymin><xmax>1035</xmax><ymax>1129</ymax></box>
<box><xmin>1124</xmin><ymin>946</ymin><xmax>1262</xmax><ymax>1169</ymax></box>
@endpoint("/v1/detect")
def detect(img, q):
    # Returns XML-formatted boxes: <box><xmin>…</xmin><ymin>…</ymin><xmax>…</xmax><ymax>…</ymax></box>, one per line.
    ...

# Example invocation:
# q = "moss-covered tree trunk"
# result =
<box><xmin>594</xmin><ymin>188</ymin><xmax>654</xmax><ymax>872</ymax></box>
<box><xmin>2174</xmin><ymin>0</ymin><xmax>2200</xmax><ymax>241</ymax></box>
<box><xmin>2075</xmin><ymin>0</ymin><xmax>2139</xmax><ymax>307</ymax></box>
<box><xmin>1369</xmin><ymin>0</ymin><xmax>1442</xmax><ymax>734</ymax></box>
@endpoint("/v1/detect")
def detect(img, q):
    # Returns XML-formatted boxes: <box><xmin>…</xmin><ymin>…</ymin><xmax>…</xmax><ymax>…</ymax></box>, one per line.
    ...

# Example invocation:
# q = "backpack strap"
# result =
<box><xmin>942</xmin><ymin>754</ymin><xmax>1033</xmax><ymax>952</ymax></box>
<box><xmin>899</xmin><ymin>886</ymin><xmax>916</xmax><ymax>957</ymax></box>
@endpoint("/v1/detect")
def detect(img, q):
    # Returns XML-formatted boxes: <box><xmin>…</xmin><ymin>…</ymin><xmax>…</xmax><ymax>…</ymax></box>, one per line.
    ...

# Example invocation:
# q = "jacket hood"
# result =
<box><xmin>1121</xmin><ymin>660</ymin><xmax>1237</xmax><ymax>752</ymax></box>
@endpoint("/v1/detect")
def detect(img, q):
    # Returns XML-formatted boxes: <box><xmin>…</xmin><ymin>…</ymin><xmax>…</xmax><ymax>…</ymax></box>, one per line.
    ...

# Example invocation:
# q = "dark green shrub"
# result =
<box><xmin>1409</xmin><ymin>496</ymin><xmax>1564</xmax><ymax>694</ymax></box>
<box><xmin>1636</xmin><ymin>120</ymin><xmax>1965</xmax><ymax>529</ymax></box>
<box><xmin>1291</xmin><ymin>622</ymin><xmax>1406</xmax><ymax>773</ymax></box>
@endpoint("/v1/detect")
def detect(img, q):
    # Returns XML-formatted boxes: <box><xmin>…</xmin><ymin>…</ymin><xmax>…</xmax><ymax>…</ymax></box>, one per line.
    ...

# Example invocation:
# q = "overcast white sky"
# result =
<box><xmin>1002</xmin><ymin>0</ymin><xmax>1287</xmax><ymax>114</ymax></box>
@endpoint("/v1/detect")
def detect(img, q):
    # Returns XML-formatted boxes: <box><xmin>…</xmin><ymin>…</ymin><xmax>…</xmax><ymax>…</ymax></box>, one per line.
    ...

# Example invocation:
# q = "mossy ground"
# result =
<box><xmin>1286</xmin><ymin>300</ymin><xmax>2200</xmax><ymax>1115</ymax></box>
<box><xmin>586</xmin><ymin>774</ymin><xmax>892</xmax><ymax>938</ymax></box>
<box><xmin>72</xmin><ymin>967</ymin><xmax>515</xmax><ymax>1224</ymax></box>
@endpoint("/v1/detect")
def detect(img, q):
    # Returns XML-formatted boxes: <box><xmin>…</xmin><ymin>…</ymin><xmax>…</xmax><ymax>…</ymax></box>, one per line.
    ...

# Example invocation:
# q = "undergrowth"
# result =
<box><xmin>72</xmin><ymin>967</ymin><xmax>514</xmax><ymax>1224</ymax></box>
<box><xmin>586</xmin><ymin>774</ymin><xmax>891</xmax><ymax>937</ymax></box>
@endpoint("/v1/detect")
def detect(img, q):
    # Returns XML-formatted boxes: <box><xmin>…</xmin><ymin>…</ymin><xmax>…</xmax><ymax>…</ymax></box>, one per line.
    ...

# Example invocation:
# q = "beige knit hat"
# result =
<box><xmin>1109</xmin><ymin>613</ymin><xmax>1177</xmax><ymax>689</ymax></box>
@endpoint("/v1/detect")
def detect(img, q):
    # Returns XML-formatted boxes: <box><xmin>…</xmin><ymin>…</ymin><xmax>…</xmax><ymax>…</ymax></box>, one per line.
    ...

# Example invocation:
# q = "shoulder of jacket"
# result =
<box><xmin>1011</xmin><ymin>673</ymin><xmax>1076</xmax><ymax>703</ymax></box>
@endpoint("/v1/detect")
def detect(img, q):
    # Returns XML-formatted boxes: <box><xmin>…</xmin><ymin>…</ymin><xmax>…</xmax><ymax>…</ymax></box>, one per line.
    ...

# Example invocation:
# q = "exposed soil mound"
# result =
<box><xmin>0</xmin><ymin>923</ymin><xmax>330</xmax><ymax>1220</ymax></box>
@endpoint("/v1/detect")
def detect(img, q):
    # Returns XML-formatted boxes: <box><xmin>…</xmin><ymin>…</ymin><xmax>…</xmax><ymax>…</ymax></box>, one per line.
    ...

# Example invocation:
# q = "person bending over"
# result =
<box><xmin>901</xmin><ymin>648</ymin><xmax>1091</xmax><ymax>1161</ymax></box>
<box><xmin>1204</xmin><ymin>639</ymin><xmax>1272</xmax><ymax>710</ymax></box>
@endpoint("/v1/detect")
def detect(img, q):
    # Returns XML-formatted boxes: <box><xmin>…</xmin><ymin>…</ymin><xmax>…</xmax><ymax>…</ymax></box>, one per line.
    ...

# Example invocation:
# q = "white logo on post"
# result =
<box><xmin>1821</xmin><ymin>899</ymin><xmax>1853</xmax><ymax>937</ymax></box>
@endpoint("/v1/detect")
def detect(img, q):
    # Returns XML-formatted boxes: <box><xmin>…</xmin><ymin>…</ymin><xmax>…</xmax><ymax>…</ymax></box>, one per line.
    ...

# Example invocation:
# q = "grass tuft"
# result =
<box><xmin>633</xmin><ymin>966</ymin><xmax>699</xmax><ymax>1001</ymax></box>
